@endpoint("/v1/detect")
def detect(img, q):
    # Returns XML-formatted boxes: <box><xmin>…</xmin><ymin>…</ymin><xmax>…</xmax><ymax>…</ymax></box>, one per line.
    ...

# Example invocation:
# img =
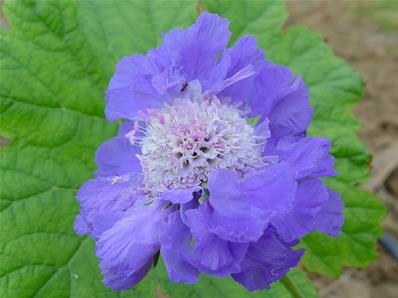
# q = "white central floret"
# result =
<box><xmin>132</xmin><ymin>94</ymin><xmax>266</xmax><ymax>194</ymax></box>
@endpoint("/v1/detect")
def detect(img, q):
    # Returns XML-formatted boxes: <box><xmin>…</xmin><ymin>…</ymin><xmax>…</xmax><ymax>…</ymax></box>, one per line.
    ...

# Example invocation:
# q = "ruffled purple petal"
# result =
<box><xmin>231</xmin><ymin>228</ymin><xmax>304</xmax><ymax>291</ymax></box>
<box><xmin>180</xmin><ymin>195</ymin><xmax>200</xmax><ymax>226</ymax></box>
<box><xmin>90</xmin><ymin>212</ymin><xmax>126</xmax><ymax>240</ymax></box>
<box><xmin>207</xmin><ymin>169</ymin><xmax>272</xmax><ymax>243</ymax></box>
<box><xmin>207</xmin><ymin>163</ymin><xmax>296</xmax><ymax>242</ymax></box>
<box><xmin>102</xmin><ymin>258</ymin><xmax>153</xmax><ymax>292</ymax></box>
<box><xmin>313</xmin><ymin>189</ymin><xmax>344</xmax><ymax>236</ymax></box>
<box><xmin>160</xmin><ymin>211</ymin><xmax>199</xmax><ymax>283</ymax></box>
<box><xmin>271</xmin><ymin>178</ymin><xmax>329</xmax><ymax>242</ymax></box>
<box><xmin>244</xmin><ymin>64</ymin><xmax>294</xmax><ymax>117</ymax></box>
<box><xmin>268</xmin><ymin>137</ymin><xmax>336</xmax><ymax>179</ymax></box>
<box><xmin>95</xmin><ymin>136</ymin><xmax>141</xmax><ymax>177</ymax></box>
<box><xmin>74</xmin><ymin>174</ymin><xmax>143</xmax><ymax>238</ymax></box>
<box><xmin>117</xmin><ymin>121</ymin><xmax>134</xmax><ymax>136</ymax></box>
<box><xmin>105</xmin><ymin>55</ymin><xmax>164</xmax><ymax>121</ymax></box>
<box><xmin>73</xmin><ymin>214</ymin><xmax>89</xmax><ymax>236</ymax></box>
<box><xmin>105</xmin><ymin>13</ymin><xmax>235</xmax><ymax>121</ymax></box>
<box><xmin>96</xmin><ymin>199</ymin><xmax>167</xmax><ymax>291</ymax></box>
<box><xmin>157</xmin><ymin>12</ymin><xmax>231</xmax><ymax>85</ymax></box>
<box><xmin>226</xmin><ymin>36</ymin><xmax>267</xmax><ymax>74</ymax></box>
<box><xmin>206</xmin><ymin>64</ymin><xmax>256</xmax><ymax>95</ymax></box>
<box><xmin>245</xmin><ymin>64</ymin><xmax>312</xmax><ymax>140</ymax></box>
<box><xmin>208</xmin><ymin>210</ymin><xmax>272</xmax><ymax>244</ymax></box>
<box><xmin>184</xmin><ymin>201</ymin><xmax>248</xmax><ymax>277</ymax></box>
<box><xmin>267</xmin><ymin>76</ymin><xmax>312</xmax><ymax>138</ymax></box>
<box><xmin>254</xmin><ymin>119</ymin><xmax>271</xmax><ymax>139</ymax></box>
<box><xmin>242</xmin><ymin>163</ymin><xmax>296</xmax><ymax>213</ymax></box>
<box><xmin>216</xmin><ymin>36</ymin><xmax>267</xmax><ymax>107</ymax></box>
<box><xmin>161</xmin><ymin>186</ymin><xmax>199</xmax><ymax>204</ymax></box>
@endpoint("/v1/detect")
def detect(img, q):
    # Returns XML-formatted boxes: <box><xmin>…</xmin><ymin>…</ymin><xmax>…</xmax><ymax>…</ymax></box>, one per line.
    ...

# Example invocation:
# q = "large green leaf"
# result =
<box><xmin>209</xmin><ymin>2</ymin><xmax>385</xmax><ymax>275</ymax></box>
<box><xmin>203</xmin><ymin>0</ymin><xmax>287</xmax><ymax>43</ymax></box>
<box><xmin>0</xmin><ymin>0</ymin><xmax>196</xmax><ymax>297</ymax></box>
<box><xmin>1</xmin><ymin>0</ymin><xmax>315</xmax><ymax>297</ymax></box>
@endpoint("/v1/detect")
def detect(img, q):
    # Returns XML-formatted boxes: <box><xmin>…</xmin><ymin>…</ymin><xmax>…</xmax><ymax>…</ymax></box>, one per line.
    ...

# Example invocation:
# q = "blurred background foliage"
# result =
<box><xmin>345</xmin><ymin>0</ymin><xmax>398</xmax><ymax>31</ymax></box>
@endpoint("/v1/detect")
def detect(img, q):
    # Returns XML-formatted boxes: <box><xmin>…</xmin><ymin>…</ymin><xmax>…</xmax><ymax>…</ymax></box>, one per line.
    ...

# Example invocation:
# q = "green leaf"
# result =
<box><xmin>0</xmin><ymin>0</ymin><xmax>196</xmax><ymax>297</ymax></box>
<box><xmin>246</xmin><ymin>116</ymin><xmax>260</xmax><ymax>126</ymax></box>
<box><xmin>204</xmin><ymin>0</ymin><xmax>287</xmax><ymax>44</ymax></box>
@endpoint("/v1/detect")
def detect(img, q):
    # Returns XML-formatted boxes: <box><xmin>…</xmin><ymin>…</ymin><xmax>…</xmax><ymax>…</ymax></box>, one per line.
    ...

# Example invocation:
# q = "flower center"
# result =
<box><xmin>131</xmin><ymin>95</ymin><xmax>266</xmax><ymax>194</ymax></box>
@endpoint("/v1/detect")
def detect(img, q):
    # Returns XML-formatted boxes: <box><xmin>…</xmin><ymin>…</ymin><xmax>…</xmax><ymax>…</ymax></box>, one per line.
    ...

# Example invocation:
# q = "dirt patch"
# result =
<box><xmin>286</xmin><ymin>2</ymin><xmax>398</xmax><ymax>298</ymax></box>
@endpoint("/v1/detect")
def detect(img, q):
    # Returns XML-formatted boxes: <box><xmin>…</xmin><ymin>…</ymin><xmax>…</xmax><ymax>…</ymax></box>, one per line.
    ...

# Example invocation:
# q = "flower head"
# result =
<box><xmin>75</xmin><ymin>13</ymin><xmax>344</xmax><ymax>291</ymax></box>
<box><xmin>136</xmin><ymin>85</ymin><xmax>267</xmax><ymax>193</ymax></box>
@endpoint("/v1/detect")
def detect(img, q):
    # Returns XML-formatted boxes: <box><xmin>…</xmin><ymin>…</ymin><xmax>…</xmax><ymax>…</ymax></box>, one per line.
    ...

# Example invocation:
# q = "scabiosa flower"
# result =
<box><xmin>74</xmin><ymin>13</ymin><xmax>344</xmax><ymax>292</ymax></box>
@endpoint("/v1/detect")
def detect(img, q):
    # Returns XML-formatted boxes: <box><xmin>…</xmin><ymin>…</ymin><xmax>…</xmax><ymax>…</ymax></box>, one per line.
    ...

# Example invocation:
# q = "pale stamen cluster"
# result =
<box><xmin>126</xmin><ymin>96</ymin><xmax>267</xmax><ymax>194</ymax></box>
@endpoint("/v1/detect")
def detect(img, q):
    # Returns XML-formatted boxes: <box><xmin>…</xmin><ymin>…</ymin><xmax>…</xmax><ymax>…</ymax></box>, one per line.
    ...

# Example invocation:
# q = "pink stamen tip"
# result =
<box><xmin>125</xmin><ymin>131</ymin><xmax>136</xmax><ymax>145</ymax></box>
<box><xmin>159</xmin><ymin>113</ymin><xmax>165</xmax><ymax>125</ymax></box>
<box><xmin>138</xmin><ymin>110</ymin><xmax>145</xmax><ymax>118</ymax></box>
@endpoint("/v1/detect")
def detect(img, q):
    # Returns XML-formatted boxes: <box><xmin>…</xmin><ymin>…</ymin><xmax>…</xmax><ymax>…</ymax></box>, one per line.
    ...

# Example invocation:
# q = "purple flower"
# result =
<box><xmin>74</xmin><ymin>13</ymin><xmax>344</xmax><ymax>292</ymax></box>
